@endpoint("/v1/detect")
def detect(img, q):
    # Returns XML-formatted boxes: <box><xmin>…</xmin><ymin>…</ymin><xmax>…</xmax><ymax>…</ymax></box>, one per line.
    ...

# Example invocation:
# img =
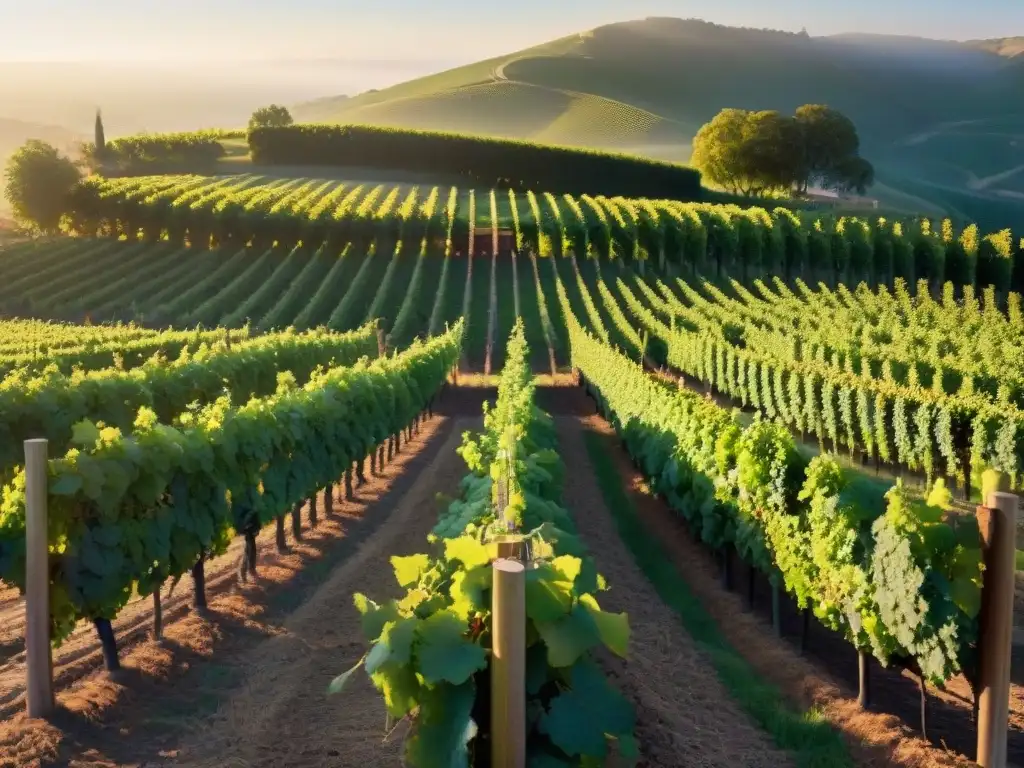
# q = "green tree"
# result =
<box><xmin>692</xmin><ymin>104</ymin><xmax>872</xmax><ymax>198</ymax></box>
<box><xmin>793</xmin><ymin>105</ymin><xmax>865</xmax><ymax>194</ymax></box>
<box><xmin>3</xmin><ymin>140</ymin><xmax>81</xmax><ymax>234</ymax></box>
<box><xmin>248</xmin><ymin>105</ymin><xmax>293</xmax><ymax>133</ymax></box>
<box><xmin>690</xmin><ymin>109</ymin><xmax>798</xmax><ymax>196</ymax></box>
<box><xmin>825</xmin><ymin>156</ymin><xmax>875</xmax><ymax>195</ymax></box>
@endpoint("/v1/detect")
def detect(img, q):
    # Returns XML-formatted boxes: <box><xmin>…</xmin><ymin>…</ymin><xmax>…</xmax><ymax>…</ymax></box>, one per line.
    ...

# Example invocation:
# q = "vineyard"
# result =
<box><xmin>1</xmin><ymin>169</ymin><xmax>1024</xmax><ymax>766</ymax></box>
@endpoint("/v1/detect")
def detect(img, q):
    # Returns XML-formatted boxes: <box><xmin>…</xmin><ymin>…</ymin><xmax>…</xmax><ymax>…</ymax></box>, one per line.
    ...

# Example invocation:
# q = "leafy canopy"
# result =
<box><xmin>691</xmin><ymin>104</ymin><xmax>874</xmax><ymax>198</ymax></box>
<box><xmin>3</xmin><ymin>139</ymin><xmax>81</xmax><ymax>233</ymax></box>
<box><xmin>248</xmin><ymin>104</ymin><xmax>294</xmax><ymax>133</ymax></box>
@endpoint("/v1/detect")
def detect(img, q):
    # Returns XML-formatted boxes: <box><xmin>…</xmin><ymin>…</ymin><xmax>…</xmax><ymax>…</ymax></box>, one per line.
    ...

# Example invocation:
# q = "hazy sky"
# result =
<box><xmin>0</xmin><ymin>0</ymin><xmax>1021</xmax><ymax>63</ymax></box>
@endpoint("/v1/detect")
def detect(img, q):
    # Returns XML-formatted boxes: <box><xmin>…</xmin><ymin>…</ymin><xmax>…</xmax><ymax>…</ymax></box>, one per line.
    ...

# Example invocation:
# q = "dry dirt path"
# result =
<box><xmin>172</xmin><ymin>416</ymin><xmax>477</xmax><ymax>768</ymax></box>
<box><xmin>552</xmin><ymin>412</ymin><xmax>792</xmax><ymax>768</ymax></box>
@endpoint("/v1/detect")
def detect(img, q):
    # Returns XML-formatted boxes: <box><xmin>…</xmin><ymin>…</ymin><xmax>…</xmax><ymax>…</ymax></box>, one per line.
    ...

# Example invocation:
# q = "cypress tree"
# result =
<box><xmin>94</xmin><ymin>109</ymin><xmax>106</xmax><ymax>156</ymax></box>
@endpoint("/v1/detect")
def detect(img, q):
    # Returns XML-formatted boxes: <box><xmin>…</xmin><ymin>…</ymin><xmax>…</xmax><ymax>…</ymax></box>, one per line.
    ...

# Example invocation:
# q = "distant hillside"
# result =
<box><xmin>295</xmin><ymin>17</ymin><xmax>1024</xmax><ymax>229</ymax></box>
<box><xmin>965</xmin><ymin>36</ymin><xmax>1024</xmax><ymax>58</ymax></box>
<box><xmin>0</xmin><ymin>117</ymin><xmax>82</xmax><ymax>158</ymax></box>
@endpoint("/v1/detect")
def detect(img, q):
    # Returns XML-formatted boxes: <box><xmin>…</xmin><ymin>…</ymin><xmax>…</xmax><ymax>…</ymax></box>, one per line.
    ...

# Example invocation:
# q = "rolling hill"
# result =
<box><xmin>295</xmin><ymin>17</ymin><xmax>1024</xmax><ymax>229</ymax></box>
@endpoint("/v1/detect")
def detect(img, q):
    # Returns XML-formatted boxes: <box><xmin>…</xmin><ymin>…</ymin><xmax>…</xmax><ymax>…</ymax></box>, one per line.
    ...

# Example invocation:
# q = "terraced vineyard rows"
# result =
<box><xmin>0</xmin><ymin>319</ymin><xmax>463</xmax><ymax>651</ymax></box>
<box><xmin>3</xmin><ymin>176</ymin><xmax>1023</xmax><ymax>483</ymax></box>
<box><xmin>0</xmin><ymin>237</ymin><xmax>1022</xmax><ymax>767</ymax></box>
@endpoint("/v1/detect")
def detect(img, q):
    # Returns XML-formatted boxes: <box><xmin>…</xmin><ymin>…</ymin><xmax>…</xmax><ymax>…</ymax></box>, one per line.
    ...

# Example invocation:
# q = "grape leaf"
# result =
<box><xmin>403</xmin><ymin>681</ymin><xmax>477</xmax><ymax>767</ymax></box>
<box><xmin>580</xmin><ymin>594</ymin><xmax>630</xmax><ymax>658</ymax></box>
<box><xmin>51</xmin><ymin>472</ymin><xmax>83</xmax><ymax>496</ymax></box>
<box><xmin>353</xmin><ymin>593</ymin><xmax>401</xmax><ymax>641</ymax></box>
<box><xmin>70</xmin><ymin>420</ymin><xmax>101</xmax><ymax>447</ymax></box>
<box><xmin>445</xmin><ymin>536</ymin><xmax>490</xmax><ymax>569</ymax></box>
<box><xmin>525</xmin><ymin>563</ymin><xmax>574</xmax><ymax>623</ymax></box>
<box><xmin>392</xmin><ymin>553</ymin><xmax>431</xmax><ymax>588</ymax></box>
<box><xmin>370</xmin><ymin>660</ymin><xmax>422</xmax><ymax>719</ymax></box>
<box><xmin>540</xmin><ymin>658</ymin><xmax>635</xmax><ymax>758</ymax></box>
<box><xmin>365</xmin><ymin>640</ymin><xmax>392</xmax><ymax>675</ymax></box>
<box><xmin>380</xmin><ymin>616</ymin><xmax>418</xmax><ymax>667</ymax></box>
<box><xmin>450</xmin><ymin>565</ymin><xmax>492</xmax><ymax>620</ymax></box>
<box><xmin>535</xmin><ymin>603</ymin><xmax>601</xmax><ymax>668</ymax></box>
<box><xmin>415</xmin><ymin>608</ymin><xmax>487</xmax><ymax>685</ymax></box>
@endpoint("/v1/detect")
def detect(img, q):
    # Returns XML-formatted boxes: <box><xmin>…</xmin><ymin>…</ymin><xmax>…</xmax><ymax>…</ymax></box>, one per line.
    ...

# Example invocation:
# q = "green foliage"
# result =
<box><xmin>247</xmin><ymin>123</ymin><xmax>702</xmax><ymax>201</ymax></box>
<box><xmin>3</xmin><ymin>140</ymin><xmax>81</xmax><ymax>233</ymax></box>
<box><xmin>339</xmin><ymin>321</ymin><xmax>635</xmax><ymax>766</ymax></box>
<box><xmin>634</xmin><ymin>273</ymin><xmax>1024</xmax><ymax>488</ymax></box>
<box><xmin>691</xmin><ymin>109</ymin><xmax>800</xmax><ymax>196</ymax></box>
<box><xmin>562</xmin><ymin>295</ymin><xmax>984</xmax><ymax>686</ymax></box>
<box><xmin>793</xmin><ymin>105</ymin><xmax>865</xmax><ymax>193</ymax></box>
<box><xmin>977</xmin><ymin>228</ymin><xmax>1015</xmax><ymax>293</ymax></box>
<box><xmin>0</xmin><ymin>324</ymin><xmax>250</xmax><ymax>379</ymax></box>
<box><xmin>583</xmin><ymin>430</ymin><xmax>853</xmax><ymax>767</ymax></box>
<box><xmin>0</xmin><ymin>324</ymin><xmax>379</xmax><ymax>481</ymax></box>
<box><xmin>691</xmin><ymin>104</ymin><xmax>873</xmax><ymax>198</ymax></box>
<box><xmin>247</xmin><ymin>104</ymin><xmax>294</xmax><ymax>133</ymax></box>
<box><xmin>93</xmin><ymin>131</ymin><xmax>232</xmax><ymax>173</ymax></box>
<box><xmin>869</xmin><ymin>482</ymin><xmax>983</xmax><ymax>683</ymax></box>
<box><xmin>0</xmin><ymin>322</ymin><xmax>463</xmax><ymax>644</ymax></box>
<box><xmin>59</xmin><ymin>175</ymin><xmax>1017</xmax><ymax>293</ymax></box>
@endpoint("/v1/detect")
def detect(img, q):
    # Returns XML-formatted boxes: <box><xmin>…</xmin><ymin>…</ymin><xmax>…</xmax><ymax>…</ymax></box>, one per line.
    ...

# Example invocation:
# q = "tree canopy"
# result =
<box><xmin>3</xmin><ymin>140</ymin><xmax>81</xmax><ymax>234</ymax></box>
<box><xmin>691</xmin><ymin>104</ymin><xmax>874</xmax><ymax>198</ymax></box>
<box><xmin>248</xmin><ymin>105</ymin><xmax>293</xmax><ymax>133</ymax></box>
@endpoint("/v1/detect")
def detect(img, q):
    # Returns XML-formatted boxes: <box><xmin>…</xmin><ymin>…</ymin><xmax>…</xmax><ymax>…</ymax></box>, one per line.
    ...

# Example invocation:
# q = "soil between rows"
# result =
<box><xmin>553</xmin><ymin>413</ymin><xmax>791</xmax><ymax>767</ymax></box>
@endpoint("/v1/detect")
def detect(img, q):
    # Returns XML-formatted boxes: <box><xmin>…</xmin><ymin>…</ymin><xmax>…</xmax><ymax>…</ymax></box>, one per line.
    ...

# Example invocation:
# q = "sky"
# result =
<box><xmin>0</xmin><ymin>0</ymin><xmax>1021</xmax><ymax>63</ymax></box>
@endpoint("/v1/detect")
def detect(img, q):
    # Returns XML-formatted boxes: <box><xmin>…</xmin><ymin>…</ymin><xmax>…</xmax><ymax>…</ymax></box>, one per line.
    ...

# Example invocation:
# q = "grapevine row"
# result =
<box><xmin>59</xmin><ymin>176</ymin><xmax>1024</xmax><ymax>295</ymax></box>
<box><xmin>0</xmin><ymin>322</ymin><xmax>463</xmax><ymax>648</ymax></box>
<box><xmin>341</xmin><ymin>321</ymin><xmax>635</xmax><ymax>765</ymax></box>
<box><xmin>562</xmin><ymin>299</ymin><xmax>983</xmax><ymax>687</ymax></box>
<box><xmin>0</xmin><ymin>325</ymin><xmax>379</xmax><ymax>480</ymax></box>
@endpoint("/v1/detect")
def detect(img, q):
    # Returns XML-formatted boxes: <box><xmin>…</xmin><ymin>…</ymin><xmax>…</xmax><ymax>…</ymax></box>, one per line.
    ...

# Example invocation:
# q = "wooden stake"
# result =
<box><xmin>491</xmin><ymin>559</ymin><xmax>526</xmax><ymax>768</ymax></box>
<box><xmin>24</xmin><ymin>438</ymin><xmax>54</xmax><ymax>718</ymax></box>
<box><xmin>976</xmin><ymin>492</ymin><xmax>1019</xmax><ymax>768</ymax></box>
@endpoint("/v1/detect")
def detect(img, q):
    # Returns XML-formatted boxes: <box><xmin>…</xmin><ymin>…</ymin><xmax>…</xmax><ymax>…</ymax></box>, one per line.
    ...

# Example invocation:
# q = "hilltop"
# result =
<box><xmin>295</xmin><ymin>17</ymin><xmax>1024</xmax><ymax>229</ymax></box>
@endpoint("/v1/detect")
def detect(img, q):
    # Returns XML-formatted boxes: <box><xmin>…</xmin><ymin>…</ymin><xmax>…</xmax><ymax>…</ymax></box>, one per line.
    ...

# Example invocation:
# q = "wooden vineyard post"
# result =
<box><xmin>24</xmin><ymin>438</ymin><xmax>54</xmax><ymax>718</ymax></box>
<box><xmin>491</xmin><ymin>558</ymin><xmax>526</xmax><ymax>768</ymax></box>
<box><xmin>976</xmin><ymin>492</ymin><xmax>1019</xmax><ymax>768</ymax></box>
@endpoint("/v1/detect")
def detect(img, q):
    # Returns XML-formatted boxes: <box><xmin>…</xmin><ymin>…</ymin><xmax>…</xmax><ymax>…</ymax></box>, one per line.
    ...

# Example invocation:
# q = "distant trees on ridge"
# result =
<box><xmin>691</xmin><ymin>104</ymin><xmax>874</xmax><ymax>198</ymax></box>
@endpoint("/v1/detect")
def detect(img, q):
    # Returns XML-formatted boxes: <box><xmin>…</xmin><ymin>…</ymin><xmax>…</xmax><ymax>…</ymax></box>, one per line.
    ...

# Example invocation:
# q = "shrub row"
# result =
<box><xmin>247</xmin><ymin>124</ymin><xmax>703</xmax><ymax>201</ymax></box>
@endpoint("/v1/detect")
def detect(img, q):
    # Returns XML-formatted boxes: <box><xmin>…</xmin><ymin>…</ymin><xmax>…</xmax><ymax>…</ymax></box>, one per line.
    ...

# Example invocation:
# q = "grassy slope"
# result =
<box><xmin>294</xmin><ymin>18</ymin><xmax>1024</xmax><ymax>229</ymax></box>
